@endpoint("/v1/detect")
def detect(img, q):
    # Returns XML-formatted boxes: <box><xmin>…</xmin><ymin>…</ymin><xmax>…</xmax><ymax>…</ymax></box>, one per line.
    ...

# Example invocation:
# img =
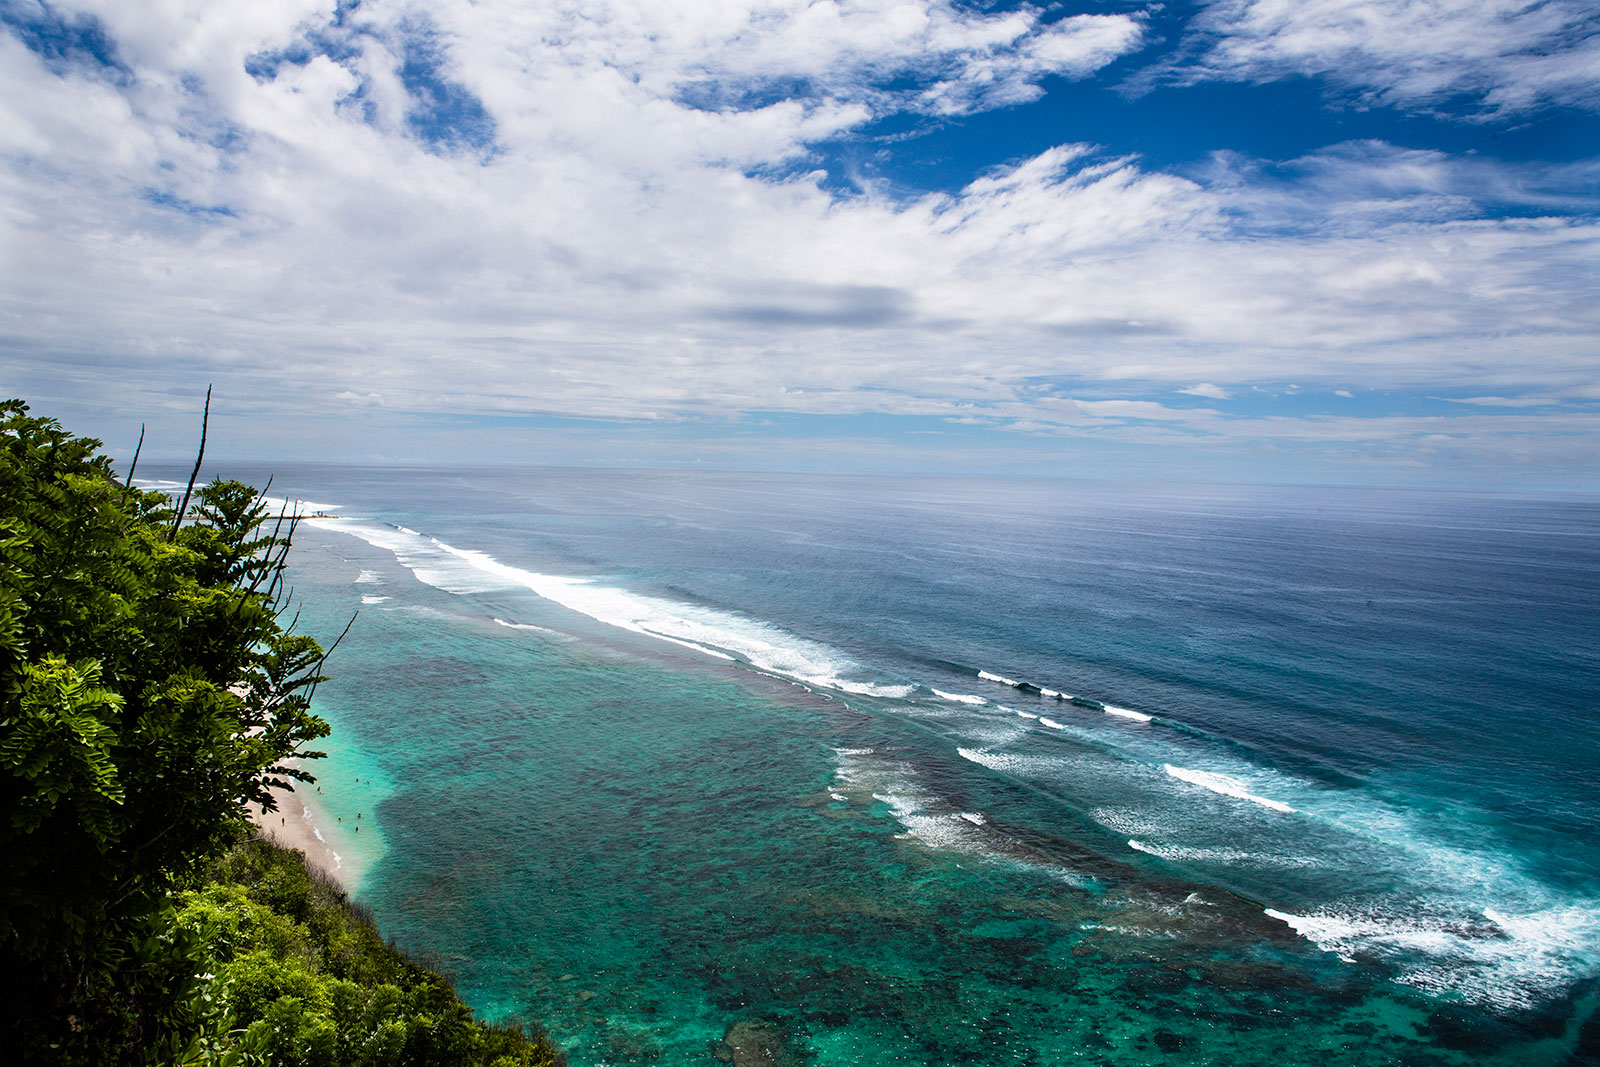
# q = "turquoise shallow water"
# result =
<box><xmin>155</xmin><ymin>466</ymin><xmax>1600</xmax><ymax>1064</ymax></box>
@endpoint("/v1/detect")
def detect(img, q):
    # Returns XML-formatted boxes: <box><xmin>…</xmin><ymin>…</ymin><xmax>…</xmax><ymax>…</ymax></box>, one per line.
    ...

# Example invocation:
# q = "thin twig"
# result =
<box><xmin>303</xmin><ymin>613</ymin><xmax>357</xmax><ymax>704</ymax></box>
<box><xmin>121</xmin><ymin>424</ymin><xmax>145</xmax><ymax>504</ymax></box>
<box><xmin>169</xmin><ymin>385</ymin><xmax>211</xmax><ymax>541</ymax></box>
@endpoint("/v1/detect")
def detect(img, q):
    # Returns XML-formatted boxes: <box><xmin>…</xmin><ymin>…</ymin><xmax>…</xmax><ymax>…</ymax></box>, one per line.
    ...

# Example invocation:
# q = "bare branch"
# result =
<box><xmin>121</xmin><ymin>424</ymin><xmax>145</xmax><ymax>499</ymax></box>
<box><xmin>169</xmin><ymin>385</ymin><xmax>211</xmax><ymax>541</ymax></box>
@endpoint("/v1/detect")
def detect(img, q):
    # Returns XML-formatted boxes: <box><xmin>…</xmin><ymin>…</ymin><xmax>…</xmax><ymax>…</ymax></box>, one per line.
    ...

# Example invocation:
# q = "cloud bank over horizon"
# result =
<box><xmin>2</xmin><ymin>0</ymin><xmax>1597</xmax><ymax>484</ymax></box>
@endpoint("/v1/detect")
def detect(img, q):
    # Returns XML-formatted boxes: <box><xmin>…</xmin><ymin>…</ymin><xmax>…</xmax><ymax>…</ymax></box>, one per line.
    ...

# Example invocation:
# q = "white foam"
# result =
<box><xmin>971</xmin><ymin>745</ymin><xmax>1090</xmax><ymax>786</ymax></box>
<box><xmin>359</xmin><ymin>595</ymin><xmax>389</xmax><ymax>605</ymax></box>
<box><xmin>1165</xmin><ymin>764</ymin><xmax>1296</xmax><ymax>813</ymax></box>
<box><xmin>1039</xmin><ymin>717</ymin><xmax>1067</xmax><ymax>731</ymax></box>
<box><xmin>1105</xmin><ymin>705</ymin><xmax>1153</xmax><ymax>722</ymax></box>
<box><xmin>312</xmin><ymin>519</ymin><xmax>903</xmax><ymax>696</ymax></box>
<box><xmin>1091</xmin><ymin>808</ymin><xmax>1159</xmax><ymax>837</ymax></box>
<box><xmin>869</xmin><ymin>788</ymin><xmax>960</xmax><ymax>847</ymax></box>
<box><xmin>259</xmin><ymin>494</ymin><xmax>343</xmax><ymax>518</ymax></box>
<box><xmin>1129</xmin><ymin>839</ymin><xmax>1308</xmax><ymax>867</ymax></box>
<box><xmin>146</xmin><ymin>483</ymin><xmax>342</xmax><ymax>524</ymax></box>
<box><xmin>901</xmin><ymin>812</ymin><xmax>983</xmax><ymax>850</ymax></box>
<box><xmin>1039</xmin><ymin>688</ymin><xmax>1062</xmax><ymax>700</ymax></box>
<box><xmin>1265</xmin><ymin>902</ymin><xmax>1600</xmax><ymax>1011</ymax></box>
<box><xmin>1080</xmin><ymin>922</ymin><xmax>1179</xmax><ymax>940</ymax></box>
<box><xmin>852</xmin><ymin>745</ymin><xmax>1102</xmax><ymax>887</ymax></box>
<box><xmin>432</xmin><ymin>538</ymin><xmax>902</xmax><ymax>690</ymax></box>
<box><xmin>836</xmin><ymin>679</ymin><xmax>914</xmax><ymax>697</ymax></box>
<box><xmin>636</xmin><ymin>631</ymin><xmax>739</xmax><ymax>661</ymax></box>
<box><xmin>492</xmin><ymin>617</ymin><xmax>558</xmax><ymax>635</ymax></box>
<box><xmin>354</xmin><ymin>569</ymin><xmax>382</xmax><ymax>584</ymax></box>
<box><xmin>978</xmin><ymin>670</ymin><xmax>1017</xmax><ymax>687</ymax></box>
<box><xmin>852</xmin><ymin>770</ymin><xmax>993</xmax><ymax>853</ymax></box>
<box><xmin>303</xmin><ymin>806</ymin><xmax>343</xmax><ymax>869</ymax></box>
<box><xmin>962</xmin><ymin>721</ymin><xmax>1031</xmax><ymax>747</ymax></box>
<box><xmin>307</xmin><ymin>519</ymin><xmax>504</xmax><ymax>595</ymax></box>
<box><xmin>958</xmin><ymin>747</ymin><xmax>1024</xmax><ymax>773</ymax></box>
<box><xmin>931</xmin><ymin>689</ymin><xmax>987</xmax><ymax>705</ymax></box>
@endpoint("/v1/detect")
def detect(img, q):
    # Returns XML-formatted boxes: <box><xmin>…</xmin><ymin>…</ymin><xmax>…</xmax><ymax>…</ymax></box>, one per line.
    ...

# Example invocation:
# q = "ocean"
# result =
<box><xmin>151</xmin><ymin>465</ymin><xmax>1600</xmax><ymax>1064</ymax></box>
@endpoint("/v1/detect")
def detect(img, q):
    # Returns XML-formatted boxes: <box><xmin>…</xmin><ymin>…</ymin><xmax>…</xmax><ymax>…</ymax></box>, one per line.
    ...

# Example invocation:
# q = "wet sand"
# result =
<box><xmin>248</xmin><ymin>782</ymin><xmax>345</xmax><ymax>885</ymax></box>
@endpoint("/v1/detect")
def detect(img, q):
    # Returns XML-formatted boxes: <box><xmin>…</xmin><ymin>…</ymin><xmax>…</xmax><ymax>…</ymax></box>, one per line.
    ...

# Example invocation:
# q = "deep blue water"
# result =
<box><xmin>154</xmin><ymin>465</ymin><xmax>1600</xmax><ymax>1064</ymax></box>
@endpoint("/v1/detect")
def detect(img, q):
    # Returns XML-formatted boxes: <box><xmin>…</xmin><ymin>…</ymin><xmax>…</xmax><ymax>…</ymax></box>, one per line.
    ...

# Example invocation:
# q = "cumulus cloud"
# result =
<box><xmin>0</xmin><ymin>1</ymin><xmax>1597</xmax><ymax>477</ymax></box>
<box><xmin>1174</xmin><ymin>0</ymin><xmax>1600</xmax><ymax>115</ymax></box>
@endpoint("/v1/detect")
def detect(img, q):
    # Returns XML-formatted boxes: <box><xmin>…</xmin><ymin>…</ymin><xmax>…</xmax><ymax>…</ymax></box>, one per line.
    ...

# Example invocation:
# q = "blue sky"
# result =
<box><xmin>2</xmin><ymin>0</ymin><xmax>1597</xmax><ymax>486</ymax></box>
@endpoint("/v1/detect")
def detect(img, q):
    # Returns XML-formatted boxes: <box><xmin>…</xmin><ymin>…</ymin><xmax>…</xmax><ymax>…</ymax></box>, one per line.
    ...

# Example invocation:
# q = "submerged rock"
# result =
<box><xmin>1153</xmin><ymin>1028</ymin><xmax>1188</xmax><ymax>1053</ymax></box>
<box><xmin>713</xmin><ymin>1020</ymin><xmax>804</xmax><ymax>1066</ymax></box>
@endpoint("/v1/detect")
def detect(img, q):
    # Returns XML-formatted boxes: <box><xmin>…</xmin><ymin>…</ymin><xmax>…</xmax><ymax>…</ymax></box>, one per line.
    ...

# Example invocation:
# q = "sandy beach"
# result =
<box><xmin>248</xmin><ymin>782</ymin><xmax>347</xmax><ymax>886</ymax></box>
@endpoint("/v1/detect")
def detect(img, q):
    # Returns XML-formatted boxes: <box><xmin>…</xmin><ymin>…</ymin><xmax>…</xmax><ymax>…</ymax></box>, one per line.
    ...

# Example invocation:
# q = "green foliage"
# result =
<box><xmin>4</xmin><ymin>656</ymin><xmax>127</xmax><ymax>841</ymax></box>
<box><xmin>0</xmin><ymin>399</ymin><xmax>333</xmax><ymax>1062</ymax></box>
<box><xmin>0</xmin><ymin>400</ymin><xmax>566</xmax><ymax>1064</ymax></box>
<box><xmin>170</xmin><ymin>840</ymin><xmax>564</xmax><ymax>1067</ymax></box>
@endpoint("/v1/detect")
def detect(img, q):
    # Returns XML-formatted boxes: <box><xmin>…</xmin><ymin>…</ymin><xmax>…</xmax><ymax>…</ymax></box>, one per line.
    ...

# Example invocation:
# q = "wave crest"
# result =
<box><xmin>1164</xmin><ymin>764</ymin><xmax>1296</xmax><ymax>813</ymax></box>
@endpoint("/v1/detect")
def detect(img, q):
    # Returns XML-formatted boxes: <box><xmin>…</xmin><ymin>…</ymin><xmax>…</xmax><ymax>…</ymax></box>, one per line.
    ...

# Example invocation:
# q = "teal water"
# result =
<box><xmin>159</xmin><ymin>467</ymin><xmax>1600</xmax><ymax>1064</ymax></box>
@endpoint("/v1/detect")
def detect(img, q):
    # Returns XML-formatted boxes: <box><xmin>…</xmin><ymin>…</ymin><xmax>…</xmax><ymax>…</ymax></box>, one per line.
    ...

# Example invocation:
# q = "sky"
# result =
<box><xmin>2</xmin><ymin>0</ymin><xmax>1598</xmax><ymax>487</ymax></box>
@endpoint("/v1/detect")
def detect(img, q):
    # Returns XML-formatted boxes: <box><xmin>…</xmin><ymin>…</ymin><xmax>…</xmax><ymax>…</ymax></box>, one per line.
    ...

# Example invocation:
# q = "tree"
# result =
<box><xmin>170</xmin><ymin>841</ymin><xmax>566</xmax><ymax>1067</ymax></box>
<box><xmin>0</xmin><ymin>399</ymin><xmax>334</xmax><ymax>1062</ymax></box>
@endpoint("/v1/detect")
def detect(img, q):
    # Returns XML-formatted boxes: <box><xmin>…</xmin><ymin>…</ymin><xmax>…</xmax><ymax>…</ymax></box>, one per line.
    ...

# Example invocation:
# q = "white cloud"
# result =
<box><xmin>434</xmin><ymin>0</ymin><xmax>1146</xmax><ymax>135</ymax></box>
<box><xmin>1431</xmin><ymin>395</ymin><xmax>1558</xmax><ymax>407</ymax></box>
<box><xmin>0</xmin><ymin>2</ymin><xmax>1597</xmax><ymax>480</ymax></box>
<box><xmin>1073</xmin><ymin>398</ymin><xmax>1223</xmax><ymax>420</ymax></box>
<box><xmin>1177</xmin><ymin>0</ymin><xmax>1600</xmax><ymax>115</ymax></box>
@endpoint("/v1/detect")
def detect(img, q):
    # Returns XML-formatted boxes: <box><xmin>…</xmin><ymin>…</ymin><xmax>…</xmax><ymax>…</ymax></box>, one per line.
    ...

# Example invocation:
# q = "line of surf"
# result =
<box><xmin>1264</xmin><ymin>900</ymin><xmax>1600</xmax><ymax>1012</ymax></box>
<box><xmin>977</xmin><ymin>668</ymin><xmax>1155</xmax><ymax>723</ymax></box>
<box><xmin>135</xmin><ymin>483</ymin><xmax>347</xmax><ymax>523</ymax></box>
<box><xmin>931</xmin><ymin>688</ymin><xmax>987</xmax><ymax>705</ymax></box>
<box><xmin>1163</xmin><ymin>764</ymin><xmax>1296</xmax><ymax>813</ymax></box>
<box><xmin>307</xmin><ymin>517</ymin><xmax>909</xmax><ymax>699</ymax></box>
<box><xmin>844</xmin><ymin>748</ymin><xmax>1091</xmax><ymax>885</ymax></box>
<box><xmin>492</xmin><ymin>618</ymin><xmax>559</xmax><ymax>636</ymax></box>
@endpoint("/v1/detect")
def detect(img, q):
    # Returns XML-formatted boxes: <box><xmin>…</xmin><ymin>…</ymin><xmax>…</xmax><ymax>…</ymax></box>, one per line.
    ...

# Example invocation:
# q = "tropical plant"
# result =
<box><xmin>171</xmin><ymin>840</ymin><xmax>564</xmax><ymax>1067</ymax></box>
<box><xmin>0</xmin><ymin>398</ymin><xmax>333</xmax><ymax>1062</ymax></box>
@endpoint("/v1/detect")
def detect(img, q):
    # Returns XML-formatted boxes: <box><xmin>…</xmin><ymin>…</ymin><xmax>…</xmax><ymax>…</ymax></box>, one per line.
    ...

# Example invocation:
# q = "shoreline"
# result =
<box><xmin>248</xmin><ymin>782</ymin><xmax>348</xmax><ymax>889</ymax></box>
